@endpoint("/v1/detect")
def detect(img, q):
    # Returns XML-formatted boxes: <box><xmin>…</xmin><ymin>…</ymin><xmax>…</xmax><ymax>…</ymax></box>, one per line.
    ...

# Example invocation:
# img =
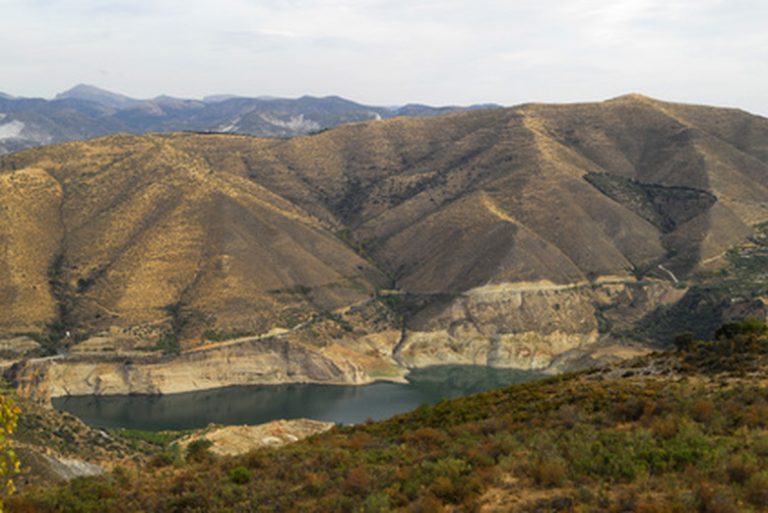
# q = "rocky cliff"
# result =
<box><xmin>7</xmin><ymin>278</ymin><xmax>686</xmax><ymax>399</ymax></box>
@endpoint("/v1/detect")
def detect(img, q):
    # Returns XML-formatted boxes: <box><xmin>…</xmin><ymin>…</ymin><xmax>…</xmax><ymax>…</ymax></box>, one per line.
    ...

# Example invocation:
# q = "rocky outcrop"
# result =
<box><xmin>50</xmin><ymin>337</ymin><xmax>375</xmax><ymax>397</ymax></box>
<box><xmin>177</xmin><ymin>419</ymin><xmax>334</xmax><ymax>456</ymax></box>
<box><xmin>396</xmin><ymin>279</ymin><xmax>683</xmax><ymax>370</ymax></box>
<box><xmin>6</xmin><ymin>279</ymin><xmax>686</xmax><ymax>399</ymax></box>
<box><xmin>9</xmin><ymin>333</ymin><xmax>403</xmax><ymax>400</ymax></box>
<box><xmin>14</xmin><ymin>447</ymin><xmax>105</xmax><ymax>488</ymax></box>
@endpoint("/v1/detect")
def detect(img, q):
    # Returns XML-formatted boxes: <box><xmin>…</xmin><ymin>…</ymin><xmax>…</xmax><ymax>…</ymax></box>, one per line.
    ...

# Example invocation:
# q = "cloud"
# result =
<box><xmin>0</xmin><ymin>0</ymin><xmax>765</xmax><ymax>115</ymax></box>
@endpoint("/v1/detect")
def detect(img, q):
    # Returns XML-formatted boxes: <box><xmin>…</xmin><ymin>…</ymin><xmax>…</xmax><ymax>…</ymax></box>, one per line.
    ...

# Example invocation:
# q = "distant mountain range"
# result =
<box><xmin>0</xmin><ymin>84</ymin><xmax>499</xmax><ymax>154</ymax></box>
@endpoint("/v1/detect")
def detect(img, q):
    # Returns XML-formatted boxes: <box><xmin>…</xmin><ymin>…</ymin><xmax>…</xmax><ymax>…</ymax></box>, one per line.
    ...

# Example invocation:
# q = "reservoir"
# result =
<box><xmin>53</xmin><ymin>365</ymin><xmax>545</xmax><ymax>431</ymax></box>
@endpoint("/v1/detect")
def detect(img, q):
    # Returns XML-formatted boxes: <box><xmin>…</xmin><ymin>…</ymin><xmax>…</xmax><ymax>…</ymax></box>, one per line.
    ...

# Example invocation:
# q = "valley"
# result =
<box><xmin>4</xmin><ymin>0</ymin><xmax>765</xmax><ymax>509</ymax></box>
<box><xmin>0</xmin><ymin>93</ymin><xmax>767</xmax><ymax>512</ymax></box>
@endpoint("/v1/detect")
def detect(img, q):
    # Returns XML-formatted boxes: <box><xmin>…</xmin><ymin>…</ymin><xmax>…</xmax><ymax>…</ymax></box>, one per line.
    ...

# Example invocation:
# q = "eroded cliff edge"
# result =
<box><xmin>5</xmin><ymin>278</ymin><xmax>682</xmax><ymax>400</ymax></box>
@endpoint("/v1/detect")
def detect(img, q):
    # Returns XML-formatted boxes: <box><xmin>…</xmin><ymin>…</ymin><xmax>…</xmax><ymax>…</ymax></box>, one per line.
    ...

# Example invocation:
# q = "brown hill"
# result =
<box><xmin>1</xmin><ymin>95</ymin><xmax>767</xmax><ymax>379</ymax></box>
<box><xmin>0</xmin><ymin>135</ymin><xmax>382</xmax><ymax>347</ymax></box>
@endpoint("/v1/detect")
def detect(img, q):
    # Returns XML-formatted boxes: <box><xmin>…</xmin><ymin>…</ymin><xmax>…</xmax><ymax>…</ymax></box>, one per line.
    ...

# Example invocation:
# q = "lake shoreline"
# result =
<box><xmin>52</xmin><ymin>365</ymin><xmax>547</xmax><ymax>431</ymax></box>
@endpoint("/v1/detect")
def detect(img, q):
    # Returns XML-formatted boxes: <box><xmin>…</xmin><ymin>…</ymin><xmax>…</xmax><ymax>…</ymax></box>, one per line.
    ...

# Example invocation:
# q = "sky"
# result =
<box><xmin>1</xmin><ymin>0</ymin><xmax>767</xmax><ymax>115</ymax></box>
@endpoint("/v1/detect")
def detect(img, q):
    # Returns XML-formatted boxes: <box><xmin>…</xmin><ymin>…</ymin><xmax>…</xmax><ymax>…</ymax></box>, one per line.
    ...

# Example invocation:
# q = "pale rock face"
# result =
<box><xmin>398</xmin><ymin>281</ymin><xmax>600</xmax><ymax>369</ymax></box>
<box><xmin>396</xmin><ymin>280</ymin><xmax>681</xmax><ymax>370</ymax></box>
<box><xmin>177</xmin><ymin>419</ymin><xmax>334</xmax><ymax>456</ymax></box>
<box><xmin>8</xmin><ymin>279</ymin><xmax>682</xmax><ymax>400</ymax></box>
<box><xmin>45</xmin><ymin>337</ymin><xmax>377</xmax><ymax>397</ymax></box>
<box><xmin>258</xmin><ymin>113</ymin><xmax>321</xmax><ymax>132</ymax></box>
<box><xmin>398</xmin><ymin>330</ymin><xmax>598</xmax><ymax>369</ymax></box>
<box><xmin>45</xmin><ymin>456</ymin><xmax>104</xmax><ymax>480</ymax></box>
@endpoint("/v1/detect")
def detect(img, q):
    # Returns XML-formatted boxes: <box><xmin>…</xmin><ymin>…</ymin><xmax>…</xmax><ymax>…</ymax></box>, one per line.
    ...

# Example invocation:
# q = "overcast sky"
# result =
<box><xmin>1</xmin><ymin>0</ymin><xmax>766</xmax><ymax>114</ymax></box>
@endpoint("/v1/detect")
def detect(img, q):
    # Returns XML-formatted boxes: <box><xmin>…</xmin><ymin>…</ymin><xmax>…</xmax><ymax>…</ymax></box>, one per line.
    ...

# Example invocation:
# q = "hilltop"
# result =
<box><xmin>1</xmin><ymin>95</ymin><xmax>768</xmax><ymax>396</ymax></box>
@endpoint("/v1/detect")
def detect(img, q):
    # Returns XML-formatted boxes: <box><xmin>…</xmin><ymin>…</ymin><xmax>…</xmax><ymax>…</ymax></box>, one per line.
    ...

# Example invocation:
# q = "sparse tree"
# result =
<box><xmin>0</xmin><ymin>393</ymin><xmax>20</xmax><ymax>512</ymax></box>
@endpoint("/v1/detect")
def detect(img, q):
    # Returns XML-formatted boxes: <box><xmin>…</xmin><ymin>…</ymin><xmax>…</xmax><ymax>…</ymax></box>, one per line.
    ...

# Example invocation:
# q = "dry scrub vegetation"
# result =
<box><xmin>8</xmin><ymin>319</ymin><xmax>768</xmax><ymax>512</ymax></box>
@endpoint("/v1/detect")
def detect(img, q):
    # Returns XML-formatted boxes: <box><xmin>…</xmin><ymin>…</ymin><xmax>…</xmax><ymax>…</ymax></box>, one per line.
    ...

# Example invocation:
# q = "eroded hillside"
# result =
<box><xmin>1</xmin><ymin>95</ymin><xmax>768</xmax><ymax>391</ymax></box>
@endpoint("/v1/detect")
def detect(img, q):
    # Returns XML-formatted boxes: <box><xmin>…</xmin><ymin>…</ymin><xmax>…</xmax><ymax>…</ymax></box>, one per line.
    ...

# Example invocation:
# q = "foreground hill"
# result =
<box><xmin>0</xmin><ymin>84</ymin><xmax>495</xmax><ymax>154</ymax></box>
<box><xmin>10</xmin><ymin>320</ymin><xmax>768</xmax><ymax>512</ymax></box>
<box><xmin>1</xmin><ymin>95</ymin><xmax>768</xmax><ymax>395</ymax></box>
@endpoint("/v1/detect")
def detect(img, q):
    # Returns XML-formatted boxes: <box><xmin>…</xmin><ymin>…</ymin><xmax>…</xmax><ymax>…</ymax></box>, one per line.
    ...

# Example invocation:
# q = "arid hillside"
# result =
<box><xmin>1</xmin><ymin>94</ymin><xmax>767</xmax><ymax>378</ymax></box>
<box><xmin>12</xmin><ymin>320</ymin><xmax>768</xmax><ymax>513</ymax></box>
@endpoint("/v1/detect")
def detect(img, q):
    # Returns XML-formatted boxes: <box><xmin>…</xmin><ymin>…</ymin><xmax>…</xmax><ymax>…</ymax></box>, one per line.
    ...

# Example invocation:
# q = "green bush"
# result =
<box><xmin>715</xmin><ymin>318</ymin><xmax>767</xmax><ymax>340</ymax></box>
<box><xmin>363</xmin><ymin>492</ymin><xmax>391</xmax><ymax>513</ymax></box>
<box><xmin>228</xmin><ymin>467</ymin><xmax>251</xmax><ymax>484</ymax></box>
<box><xmin>185</xmin><ymin>439</ymin><xmax>214</xmax><ymax>463</ymax></box>
<box><xmin>148</xmin><ymin>445</ymin><xmax>181</xmax><ymax>468</ymax></box>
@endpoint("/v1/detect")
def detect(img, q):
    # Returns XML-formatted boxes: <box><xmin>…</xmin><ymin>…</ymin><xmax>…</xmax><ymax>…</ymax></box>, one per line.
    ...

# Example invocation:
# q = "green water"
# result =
<box><xmin>52</xmin><ymin>366</ymin><xmax>545</xmax><ymax>431</ymax></box>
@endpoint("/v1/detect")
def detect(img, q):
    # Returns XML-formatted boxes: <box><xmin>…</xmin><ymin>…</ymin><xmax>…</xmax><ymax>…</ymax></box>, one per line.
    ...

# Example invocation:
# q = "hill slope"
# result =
<box><xmin>11</xmin><ymin>321</ymin><xmax>768</xmax><ymax>512</ymax></box>
<box><xmin>1</xmin><ymin>95</ymin><xmax>768</xmax><ymax>391</ymax></box>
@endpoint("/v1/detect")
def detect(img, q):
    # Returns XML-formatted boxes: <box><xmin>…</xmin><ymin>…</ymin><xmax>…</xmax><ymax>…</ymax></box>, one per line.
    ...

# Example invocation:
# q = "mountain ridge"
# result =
<box><xmin>1</xmin><ymin>94</ymin><xmax>768</xmax><ymax>398</ymax></box>
<box><xmin>0</xmin><ymin>84</ymin><xmax>502</xmax><ymax>154</ymax></box>
<box><xmin>54</xmin><ymin>84</ymin><xmax>145</xmax><ymax>110</ymax></box>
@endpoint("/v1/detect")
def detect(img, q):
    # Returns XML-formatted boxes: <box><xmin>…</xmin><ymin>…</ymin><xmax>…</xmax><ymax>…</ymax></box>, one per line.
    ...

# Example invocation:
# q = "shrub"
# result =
<box><xmin>111</xmin><ymin>466</ymin><xmax>133</xmax><ymax>489</ymax></box>
<box><xmin>696</xmin><ymin>483</ymin><xmax>740</xmax><ymax>513</ymax></box>
<box><xmin>430</xmin><ymin>476</ymin><xmax>456</xmax><ymax>502</ymax></box>
<box><xmin>305</xmin><ymin>471</ymin><xmax>330</xmax><ymax>494</ymax></box>
<box><xmin>185</xmin><ymin>439</ymin><xmax>214</xmax><ymax>463</ymax></box>
<box><xmin>342</xmin><ymin>466</ymin><xmax>371</xmax><ymax>496</ymax></box>
<box><xmin>674</xmin><ymin>332</ymin><xmax>695</xmax><ymax>352</ymax></box>
<box><xmin>402</xmin><ymin>428</ymin><xmax>448</xmax><ymax>450</ymax></box>
<box><xmin>529</xmin><ymin>456</ymin><xmax>567</xmax><ymax>488</ymax></box>
<box><xmin>429</xmin><ymin>457</ymin><xmax>470</xmax><ymax>481</ymax></box>
<box><xmin>632</xmin><ymin>497</ymin><xmax>671</xmax><ymax>513</ymax></box>
<box><xmin>690</xmin><ymin>399</ymin><xmax>716</xmax><ymax>424</ymax></box>
<box><xmin>364</xmin><ymin>492</ymin><xmax>391</xmax><ymax>513</ymax></box>
<box><xmin>563</xmin><ymin>428</ymin><xmax>647</xmax><ymax>482</ymax></box>
<box><xmin>751</xmin><ymin>430</ymin><xmax>768</xmax><ymax>457</ymax></box>
<box><xmin>228</xmin><ymin>467</ymin><xmax>251</xmax><ymax>484</ymax></box>
<box><xmin>0</xmin><ymin>393</ymin><xmax>19</xmax><ymax>508</ymax></box>
<box><xmin>407</xmin><ymin>494</ymin><xmax>444</xmax><ymax>513</ymax></box>
<box><xmin>725</xmin><ymin>454</ymin><xmax>755</xmax><ymax>484</ymax></box>
<box><xmin>745</xmin><ymin>471</ymin><xmax>768</xmax><ymax>508</ymax></box>
<box><xmin>424</xmin><ymin>457</ymin><xmax>472</xmax><ymax>502</ymax></box>
<box><xmin>715</xmin><ymin>318</ymin><xmax>767</xmax><ymax>340</ymax></box>
<box><xmin>649</xmin><ymin>415</ymin><xmax>681</xmax><ymax>439</ymax></box>
<box><xmin>741</xmin><ymin>402</ymin><xmax>768</xmax><ymax>428</ymax></box>
<box><xmin>148</xmin><ymin>446</ymin><xmax>180</xmax><ymax>468</ymax></box>
<box><xmin>615</xmin><ymin>397</ymin><xmax>652</xmax><ymax>422</ymax></box>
